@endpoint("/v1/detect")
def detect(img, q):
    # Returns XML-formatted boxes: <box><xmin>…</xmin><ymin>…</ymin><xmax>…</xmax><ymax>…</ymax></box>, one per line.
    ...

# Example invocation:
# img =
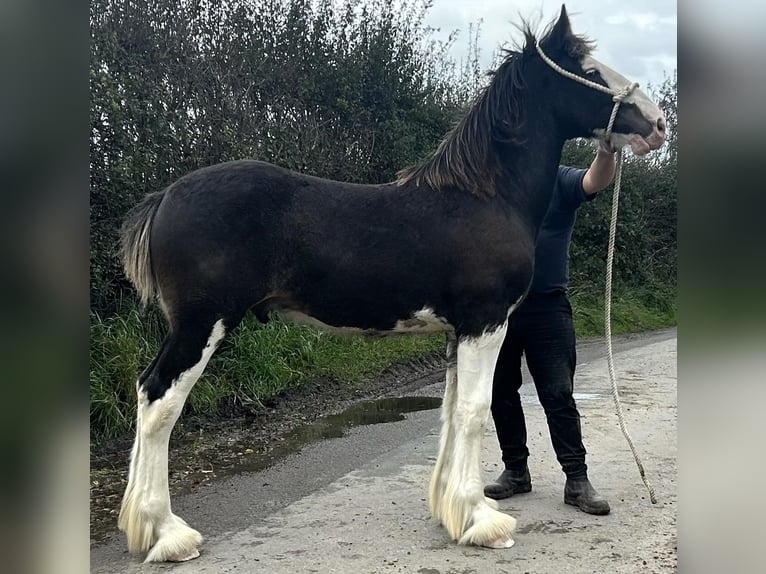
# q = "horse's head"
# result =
<box><xmin>535</xmin><ymin>5</ymin><xmax>666</xmax><ymax>156</ymax></box>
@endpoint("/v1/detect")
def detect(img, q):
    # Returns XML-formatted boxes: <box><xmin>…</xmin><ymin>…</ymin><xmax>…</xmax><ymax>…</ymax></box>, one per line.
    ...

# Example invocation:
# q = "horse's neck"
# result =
<box><xmin>495</xmin><ymin>130</ymin><xmax>565</xmax><ymax>237</ymax></box>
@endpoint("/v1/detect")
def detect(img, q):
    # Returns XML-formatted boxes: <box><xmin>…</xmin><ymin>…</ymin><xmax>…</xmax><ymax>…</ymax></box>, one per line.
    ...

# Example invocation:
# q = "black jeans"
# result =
<box><xmin>490</xmin><ymin>290</ymin><xmax>588</xmax><ymax>480</ymax></box>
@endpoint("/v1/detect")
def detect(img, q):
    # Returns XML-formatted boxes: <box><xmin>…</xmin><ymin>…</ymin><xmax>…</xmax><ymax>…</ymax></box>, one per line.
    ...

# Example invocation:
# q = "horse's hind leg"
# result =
<box><xmin>118</xmin><ymin>311</ymin><xmax>232</xmax><ymax>562</ymax></box>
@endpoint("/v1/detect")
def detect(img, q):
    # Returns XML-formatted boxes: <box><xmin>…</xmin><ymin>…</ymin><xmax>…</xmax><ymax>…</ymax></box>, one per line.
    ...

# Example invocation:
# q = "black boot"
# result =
<box><xmin>564</xmin><ymin>477</ymin><xmax>610</xmax><ymax>515</ymax></box>
<box><xmin>484</xmin><ymin>467</ymin><xmax>532</xmax><ymax>500</ymax></box>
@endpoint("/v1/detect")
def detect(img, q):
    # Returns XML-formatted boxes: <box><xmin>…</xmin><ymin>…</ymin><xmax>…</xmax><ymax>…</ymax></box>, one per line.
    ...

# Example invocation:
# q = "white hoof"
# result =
<box><xmin>168</xmin><ymin>548</ymin><xmax>201</xmax><ymax>562</ymax></box>
<box><xmin>144</xmin><ymin>515</ymin><xmax>203</xmax><ymax>563</ymax></box>
<box><xmin>483</xmin><ymin>537</ymin><xmax>515</xmax><ymax>549</ymax></box>
<box><xmin>457</xmin><ymin>505</ymin><xmax>517</xmax><ymax>548</ymax></box>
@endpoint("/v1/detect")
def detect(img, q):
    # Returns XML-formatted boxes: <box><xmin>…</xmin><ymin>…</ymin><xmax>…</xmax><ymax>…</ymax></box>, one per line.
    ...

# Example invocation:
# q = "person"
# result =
<box><xmin>483</xmin><ymin>142</ymin><xmax>617</xmax><ymax>515</ymax></box>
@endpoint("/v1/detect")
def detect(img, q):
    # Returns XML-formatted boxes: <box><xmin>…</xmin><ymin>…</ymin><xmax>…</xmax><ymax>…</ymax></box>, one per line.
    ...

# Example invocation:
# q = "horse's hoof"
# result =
<box><xmin>457</xmin><ymin>506</ymin><xmax>516</xmax><ymax>548</ymax></box>
<box><xmin>168</xmin><ymin>548</ymin><xmax>201</xmax><ymax>562</ymax></box>
<box><xmin>143</xmin><ymin>516</ymin><xmax>203</xmax><ymax>563</ymax></box>
<box><xmin>483</xmin><ymin>537</ymin><xmax>515</xmax><ymax>549</ymax></box>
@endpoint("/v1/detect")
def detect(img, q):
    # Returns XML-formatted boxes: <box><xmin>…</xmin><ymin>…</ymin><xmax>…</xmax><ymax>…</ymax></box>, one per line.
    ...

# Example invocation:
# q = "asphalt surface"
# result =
<box><xmin>91</xmin><ymin>328</ymin><xmax>677</xmax><ymax>573</ymax></box>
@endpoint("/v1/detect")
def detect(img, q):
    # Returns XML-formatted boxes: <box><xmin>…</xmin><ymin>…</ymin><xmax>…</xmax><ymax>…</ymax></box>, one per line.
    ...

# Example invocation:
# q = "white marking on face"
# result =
<box><xmin>581</xmin><ymin>55</ymin><xmax>665</xmax><ymax>154</ymax></box>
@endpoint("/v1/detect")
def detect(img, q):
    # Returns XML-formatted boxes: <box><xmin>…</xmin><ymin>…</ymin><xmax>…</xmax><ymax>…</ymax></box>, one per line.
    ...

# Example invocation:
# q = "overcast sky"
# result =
<box><xmin>422</xmin><ymin>0</ymin><xmax>677</xmax><ymax>91</ymax></box>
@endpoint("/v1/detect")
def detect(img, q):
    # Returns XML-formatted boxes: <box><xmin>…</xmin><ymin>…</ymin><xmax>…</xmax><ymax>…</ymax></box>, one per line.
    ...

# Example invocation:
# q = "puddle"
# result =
<box><xmin>90</xmin><ymin>396</ymin><xmax>443</xmax><ymax>545</ymax></box>
<box><xmin>297</xmin><ymin>395</ymin><xmax>442</xmax><ymax>436</ymax></box>
<box><xmin>90</xmin><ymin>396</ymin><xmax>442</xmax><ymax>545</ymax></box>
<box><xmin>573</xmin><ymin>392</ymin><xmax>601</xmax><ymax>401</ymax></box>
<box><xmin>217</xmin><ymin>396</ymin><xmax>443</xmax><ymax>476</ymax></box>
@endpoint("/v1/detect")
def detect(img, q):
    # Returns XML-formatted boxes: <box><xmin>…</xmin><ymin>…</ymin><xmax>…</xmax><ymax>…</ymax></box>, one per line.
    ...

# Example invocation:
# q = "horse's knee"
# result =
<box><xmin>454</xmin><ymin>398</ymin><xmax>492</xmax><ymax>434</ymax></box>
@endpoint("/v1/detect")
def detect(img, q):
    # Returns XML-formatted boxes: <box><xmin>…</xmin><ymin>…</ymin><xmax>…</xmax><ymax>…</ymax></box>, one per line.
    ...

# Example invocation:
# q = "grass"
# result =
<box><xmin>90</xmin><ymin>283</ymin><xmax>676</xmax><ymax>444</ymax></box>
<box><xmin>570</xmin><ymin>283</ymin><xmax>677</xmax><ymax>339</ymax></box>
<box><xmin>89</xmin><ymin>309</ymin><xmax>444</xmax><ymax>443</ymax></box>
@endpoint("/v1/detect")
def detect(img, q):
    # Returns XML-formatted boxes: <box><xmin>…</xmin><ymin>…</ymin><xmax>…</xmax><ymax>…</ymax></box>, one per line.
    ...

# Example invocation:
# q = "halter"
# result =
<box><xmin>535</xmin><ymin>43</ymin><xmax>639</xmax><ymax>147</ymax></box>
<box><xmin>535</xmin><ymin>43</ymin><xmax>658</xmax><ymax>505</ymax></box>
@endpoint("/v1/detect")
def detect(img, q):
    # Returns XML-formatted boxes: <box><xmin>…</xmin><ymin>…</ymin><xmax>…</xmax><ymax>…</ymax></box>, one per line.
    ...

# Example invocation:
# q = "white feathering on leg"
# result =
<box><xmin>437</xmin><ymin>322</ymin><xmax>517</xmax><ymax>548</ymax></box>
<box><xmin>119</xmin><ymin>320</ymin><xmax>225</xmax><ymax>562</ymax></box>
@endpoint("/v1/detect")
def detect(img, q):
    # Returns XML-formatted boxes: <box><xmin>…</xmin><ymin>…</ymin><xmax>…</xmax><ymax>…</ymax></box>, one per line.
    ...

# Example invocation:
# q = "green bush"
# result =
<box><xmin>89</xmin><ymin>1</ymin><xmax>677</xmax><ymax>443</ymax></box>
<box><xmin>90</xmin><ymin>0</ymin><xmax>482</xmax><ymax>313</ymax></box>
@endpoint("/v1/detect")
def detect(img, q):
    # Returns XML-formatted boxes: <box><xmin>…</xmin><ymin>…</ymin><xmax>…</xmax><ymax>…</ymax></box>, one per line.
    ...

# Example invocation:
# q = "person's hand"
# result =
<box><xmin>597</xmin><ymin>138</ymin><xmax>617</xmax><ymax>155</ymax></box>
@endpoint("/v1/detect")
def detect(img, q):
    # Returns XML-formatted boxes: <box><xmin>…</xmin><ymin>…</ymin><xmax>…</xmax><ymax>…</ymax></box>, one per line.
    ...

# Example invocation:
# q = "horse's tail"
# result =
<box><xmin>120</xmin><ymin>190</ymin><xmax>166</xmax><ymax>307</ymax></box>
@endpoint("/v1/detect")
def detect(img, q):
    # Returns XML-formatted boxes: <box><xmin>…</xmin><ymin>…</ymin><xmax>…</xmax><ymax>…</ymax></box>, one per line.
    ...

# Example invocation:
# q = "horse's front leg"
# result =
<box><xmin>429</xmin><ymin>332</ymin><xmax>458</xmax><ymax>521</ymax></box>
<box><xmin>437</xmin><ymin>322</ymin><xmax>516</xmax><ymax>548</ymax></box>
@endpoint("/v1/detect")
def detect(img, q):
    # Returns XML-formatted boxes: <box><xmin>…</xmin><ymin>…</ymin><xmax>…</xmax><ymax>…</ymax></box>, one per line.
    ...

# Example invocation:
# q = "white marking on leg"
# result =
<box><xmin>438</xmin><ymin>323</ymin><xmax>517</xmax><ymax>547</ymax></box>
<box><xmin>581</xmin><ymin>55</ymin><xmax>661</xmax><ymax>123</ymax></box>
<box><xmin>119</xmin><ymin>320</ymin><xmax>226</xmax><ymax>562</ymax></box>
<box><xmin>430</xmin><ymin>333</ymin><xmax>458</xmax><ymax>520</ymax></box>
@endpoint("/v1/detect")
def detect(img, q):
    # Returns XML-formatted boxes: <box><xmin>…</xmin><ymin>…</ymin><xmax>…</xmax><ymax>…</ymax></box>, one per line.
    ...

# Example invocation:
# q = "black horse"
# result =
<box><xmin>118</xmin><ymin>5</ymin><xmax>665</xmax><ymax>562</ymax></box>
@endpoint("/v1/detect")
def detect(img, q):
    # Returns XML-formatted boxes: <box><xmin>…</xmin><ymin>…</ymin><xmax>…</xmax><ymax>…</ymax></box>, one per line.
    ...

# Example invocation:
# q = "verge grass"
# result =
<box><xmin>90</xmin><ymin>284</ymin><xmax>675</xmax><ymax>443</ymax></box>
<box><xmin>90</xmin><ymin>309</ymin><xmax>443</xmax><ymax>443</ymax></box>
<box><xmin>571</xmin><ymin>284</ymin><xmax>676</xmax><ymax>339</ymax></box>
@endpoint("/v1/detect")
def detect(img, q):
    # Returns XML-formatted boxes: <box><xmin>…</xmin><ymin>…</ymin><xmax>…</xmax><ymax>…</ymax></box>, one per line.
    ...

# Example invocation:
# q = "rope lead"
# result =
<box><xmin>605</xmin><ymin>151</ymin><xmax>658</xmax><ymax>505</ymax></box>
<box><xmin>536</xmin><ymin>43</ymin><xmax>658</xmax><ymax>505</ymax></box>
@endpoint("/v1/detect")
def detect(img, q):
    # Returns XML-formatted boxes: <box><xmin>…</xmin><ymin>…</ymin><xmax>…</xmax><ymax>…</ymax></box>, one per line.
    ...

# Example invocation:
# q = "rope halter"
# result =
<box><xmin>535</xmin><ymin>42</ymin><xmax>658</xmax><ymax>505</ymax></box>
<box><xmin>535</xmin><ymin>43</ymin><xmax>639</xmax><ymax>148</ymax></box>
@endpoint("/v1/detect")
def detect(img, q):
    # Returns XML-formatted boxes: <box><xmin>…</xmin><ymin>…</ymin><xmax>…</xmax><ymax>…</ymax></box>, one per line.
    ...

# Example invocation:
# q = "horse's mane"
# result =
<box><xmin>396</xmin><ymin>18</ymin><xmax>594</xmax><ymax>198</ymax></box>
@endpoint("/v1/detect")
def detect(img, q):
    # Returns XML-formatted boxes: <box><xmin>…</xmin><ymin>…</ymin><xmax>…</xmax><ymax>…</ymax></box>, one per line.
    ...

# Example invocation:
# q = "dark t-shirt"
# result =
<box><xmin>529</xmin><ymin>166</ymin><xmax>597</xmax><ymax>294</ymax></box>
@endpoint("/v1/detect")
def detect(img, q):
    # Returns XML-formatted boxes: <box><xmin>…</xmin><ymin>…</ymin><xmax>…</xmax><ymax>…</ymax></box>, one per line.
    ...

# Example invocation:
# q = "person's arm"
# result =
<box><xmin>582</xmin><ymin>143</ymin><xmax>617</xmax><ymax>196</ymax></box>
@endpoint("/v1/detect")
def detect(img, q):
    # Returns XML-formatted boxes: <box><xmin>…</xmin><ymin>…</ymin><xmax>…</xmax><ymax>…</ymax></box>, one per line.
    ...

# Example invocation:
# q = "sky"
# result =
<box><xmin>422</xmin><ymin>0</ymin><xmax>677</xmax><ymax>92</ymax></box>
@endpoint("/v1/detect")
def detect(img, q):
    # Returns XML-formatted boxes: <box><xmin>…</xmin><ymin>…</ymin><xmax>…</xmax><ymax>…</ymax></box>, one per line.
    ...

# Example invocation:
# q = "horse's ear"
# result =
<box><xmin>542</xmin><ymin>5</ymin><xmax>573</xmax><ymax>53</ymax></box>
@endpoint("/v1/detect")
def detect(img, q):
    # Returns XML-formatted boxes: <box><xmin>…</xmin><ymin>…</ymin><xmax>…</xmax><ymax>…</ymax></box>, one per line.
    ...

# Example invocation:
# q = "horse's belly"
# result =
<box><xmin>276</xmin><ymin>306</ymin><xmax>452</xmax><ymax>336</ymax></box>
